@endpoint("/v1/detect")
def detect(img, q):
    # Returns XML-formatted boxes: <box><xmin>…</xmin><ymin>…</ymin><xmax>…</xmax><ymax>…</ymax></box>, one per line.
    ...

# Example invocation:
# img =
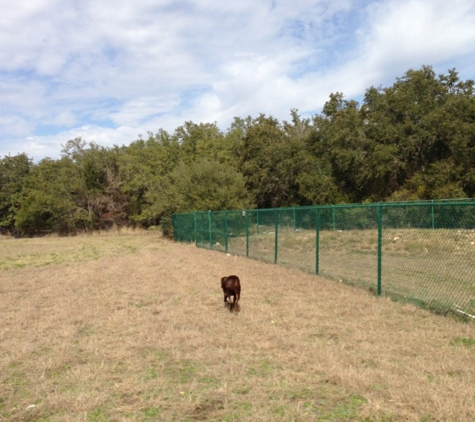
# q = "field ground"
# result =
<box><xmin>1</xmin><ymin>230</ymin><xmax>475</xmax><ymax>421</ymax></box>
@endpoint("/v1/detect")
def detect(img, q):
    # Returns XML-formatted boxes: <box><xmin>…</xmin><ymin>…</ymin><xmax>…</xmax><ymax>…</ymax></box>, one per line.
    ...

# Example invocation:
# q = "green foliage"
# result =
<box><xmin>238</xmin><ymin>112</ymin><xmax>313</xmax><ymax>208</ymax></box>
<box><xmin>15</xmin><ymin>158</ymin><xmax>83</xmax><ymax>235</ymax></box>
<box><xmin>118</xmin><ymin>131</ymin><xmax>179</xmax><ymax>225</ymax></box>
<box><xmin>2</xmin><ymin>65</ymin><xmax>475</xmax><ymax>235</ymax></box>
<box><xmin>154</xmin><ymin>122</ymin><xmax>247</xmax><ymax>232</ymax></box>
<box><xmin>0</xmin><ymin>153</ymin><xmax>32</xmax><ymax>233</ymax></box>
<box><xmin>362</xmin><ymin>66</ymin><xmax>475</xmax><ymax>201</ymax></box>
<box><xmin>295</xmin><ymin>154</ymin><xmax>345</xmax><ymax>204</ymax></box>
<box><xmin>13</xmin><ymin>139</ymin><xmax>129</xmax><ymax>235</ymax></box>
<box><xmin>61</xmin><ymin>138</ymin><xmax>129</xmax><ymax>229</ymax></box>
<box><xmin>149</xmin><ymin>157</ymin><xmax>255</xmax><ymax>237</ymax></box>
<box><xmin>451</xmin><ymin>337</ymin><xmax>475</xmax><ymax>347</ymax></box>
<box><xmin>174</xmin><ymin>121</ymin><xmax>228</xmax><ymax>164</ymax></box>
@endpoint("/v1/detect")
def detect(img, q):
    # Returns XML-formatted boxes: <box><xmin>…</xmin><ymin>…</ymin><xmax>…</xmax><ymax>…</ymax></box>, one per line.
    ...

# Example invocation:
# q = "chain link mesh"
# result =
<box><xmin>172</xmin><ymin>200</ymin><xmax>475</xmax><ymax>318</ymax></box>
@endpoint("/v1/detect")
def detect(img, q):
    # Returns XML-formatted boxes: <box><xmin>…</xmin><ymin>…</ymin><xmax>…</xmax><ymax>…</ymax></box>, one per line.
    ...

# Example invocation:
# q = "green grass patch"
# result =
<box><xmin>315</xmin><ymin>395</ymin><xmax>367</xmax><ymax>421</ymax></box>
<box><xmin>0</xmin><ymin>232</ymin><xmax>160</xmax><ymax>270</ymax></box>
<box><xmin>142</xmin><ymin>407</ymin><xmax>162</xmax><ymax>420</ymax></box>
<box><xmin>88</xmin><ymin>407</ymin><xmax>109</xmax><ymax>422</ymax></box>
<box><xmin>451</xmin><ymin>336</ymin><xmax>475</xmax><ymax>347</ymax></box>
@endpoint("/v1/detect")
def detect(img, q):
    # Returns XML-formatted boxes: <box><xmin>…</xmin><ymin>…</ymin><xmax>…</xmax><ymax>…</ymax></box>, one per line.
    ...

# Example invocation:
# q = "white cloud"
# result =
<box><xmin>0</xmin><ymin>125</ymin><xmax>143</xmax><ymax>161</ymax></box>
<box><xmin>43</xmin><ymin>111</ymin><xmax>76</xmax><ymax>127</ymax></box>
<box><xmin>109</xmin><ymin>95</ymin><xmax>180</xmax><ymax>126</ymax></box>
<box><xmin>0</xmin><ymin>115</ymin><xmax>35</xmax><ymax>138</ymax></box>
<box><xmin>1</xmin><ymin>0</ymin><xmax>475</xmax><ymax>161</ymax></box>
<box><xmin>360</xmin><ymin>0</ymin><xmax>475</xmax><ymax>82</ymax></box>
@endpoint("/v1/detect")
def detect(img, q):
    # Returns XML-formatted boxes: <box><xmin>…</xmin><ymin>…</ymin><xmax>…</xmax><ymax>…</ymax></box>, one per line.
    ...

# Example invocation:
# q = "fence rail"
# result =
<box><xmin>172</xmin><ymin>200</ymin><xmax>475</xmax><ymax>319</ymax></box>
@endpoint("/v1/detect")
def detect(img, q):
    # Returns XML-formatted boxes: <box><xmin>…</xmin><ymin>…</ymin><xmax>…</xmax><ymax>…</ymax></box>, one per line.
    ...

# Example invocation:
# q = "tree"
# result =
<box><xmin>144</xmin><ymin>157</ymin><xmax>254</xmax><ymax>236</ymax></box>
<box><xmin>147</xmin><ymin>157</ymin><xmax>254</xmax><ymax>230</ymax></box>
<box><xmin>118</xmin><ymin>130</ymin><xmax>180</xmax><ymax>225</ymax></box>
<box><xmin>362</xmin><ymin>66</ymin><xmax>475</xmax><ymax>200</ymax></box>
<box><xmin>61</xmin><ymin>138</ymin><xmax>129</xmax><ymax>229</ymax></box>
<box><xmin>0</xmin><ymin>153</ymin><xmax>32</xmax><ymax>234</ymax></box>
<box><xmin>295</xmin><ymin>154</ymin><xmax>345</xmax><ymax>204</ymax></box>
<box><xmin>308</xmin><ymin>95</ymin><xmax>368</xmax><ymax>202</ymax></box>
<box><xmin>237</xmin><ymin>113</ymin><xmax>311</xmax><ymax>208</ymax></box>
<box><xmin>15</xmin><ymin>158</ymin><xmax>83</xmax><ymax>235</ymax></box>
<box><xmin>174</xmin><ymin>121</ymin><xmax>228</xmax><ymax>164</ymax></box>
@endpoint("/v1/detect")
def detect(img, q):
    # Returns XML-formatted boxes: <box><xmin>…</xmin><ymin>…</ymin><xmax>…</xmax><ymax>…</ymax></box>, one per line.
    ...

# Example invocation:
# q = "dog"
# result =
<box><xmin>221</xmin><ymin>275</ymin><xmax>241</xmax><ymax>311</ymax></box>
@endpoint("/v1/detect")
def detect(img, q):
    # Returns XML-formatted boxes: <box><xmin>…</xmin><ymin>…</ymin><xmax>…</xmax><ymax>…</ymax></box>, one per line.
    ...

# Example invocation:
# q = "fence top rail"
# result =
<box><xmin>172</xmin><ymin>198</ymin><xmax>475</xmax><ymax>218</ymax></box>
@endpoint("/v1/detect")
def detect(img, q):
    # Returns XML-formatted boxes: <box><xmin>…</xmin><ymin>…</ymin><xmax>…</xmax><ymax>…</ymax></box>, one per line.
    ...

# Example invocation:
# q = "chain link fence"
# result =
<box><xmin>172</xmin><ymin>200</ymin><xmax>475</xmax><ymax>319</ymax></box>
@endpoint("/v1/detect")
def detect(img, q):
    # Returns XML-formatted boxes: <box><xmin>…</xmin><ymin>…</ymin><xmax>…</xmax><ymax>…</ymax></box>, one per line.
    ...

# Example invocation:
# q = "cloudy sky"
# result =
<box><xmin>1</xmin><ymin>0</ymin><xmax>474</xmax><ymax>161</ymax></box>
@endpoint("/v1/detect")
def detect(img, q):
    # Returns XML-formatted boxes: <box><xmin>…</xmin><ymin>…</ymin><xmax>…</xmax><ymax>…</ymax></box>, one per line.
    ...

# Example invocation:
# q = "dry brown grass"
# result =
<box><xmin>1</xmin><ymin>231</ymin><xmax>475</xmax><ymax>421</ymax></box>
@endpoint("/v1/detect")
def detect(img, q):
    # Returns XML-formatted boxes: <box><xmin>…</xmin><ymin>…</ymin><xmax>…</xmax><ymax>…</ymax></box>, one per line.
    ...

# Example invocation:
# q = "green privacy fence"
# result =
<box><xmin>172</xmin><ymin>200</ymin><xmax>475</xmax><ymax>319</ymax></box>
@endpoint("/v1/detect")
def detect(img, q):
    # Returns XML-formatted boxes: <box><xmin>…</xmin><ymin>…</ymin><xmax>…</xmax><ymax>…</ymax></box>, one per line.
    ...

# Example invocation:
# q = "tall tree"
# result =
<box><xmin>61</xmin><ymin>138</ymin><xmax>129</xmax><ymax>229</ymax></box>
<box><xmin>362</xmin><ymin>66</ymin><xmax>475</xmax><ymax>200</ymax></box>
<box><xmin>308</xmin><ymin>94</ymin><xmax>369</xmax><ymax>202</ymax></box>
<box><xmin>0</xmin><ymin>153</ymin><xmax>32</xmax><ymax>234</ymax></box>
<box><xmin>147</xmin><ymin>157</ymin><xmax>255</xmax><ymax>235</ymax></box>
<box><xmin>238</xmin><ymin>113</ymin><xmax>311</xmax><ymax>208</ymax></box>
<box><xmin>174</xmin><ymin>121</ymin><xmax>227</xmax><ymax>164</ymax></box>
<box><xmin>15</xmin><ymin>158</ymin><xmax>83</xmax><ymax>235</ymax></box>
<box><xmin>118</xmin><ymin>130</ymin><xmax>180</xmax><ymax>225</ymax></box>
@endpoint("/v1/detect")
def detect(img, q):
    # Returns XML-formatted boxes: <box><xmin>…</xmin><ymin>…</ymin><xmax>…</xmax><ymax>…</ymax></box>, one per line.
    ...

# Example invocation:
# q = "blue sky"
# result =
<box><xmin>1</xmin><ymin>0</ymin><xmax>474</xmax><ymax>161</ymax></box>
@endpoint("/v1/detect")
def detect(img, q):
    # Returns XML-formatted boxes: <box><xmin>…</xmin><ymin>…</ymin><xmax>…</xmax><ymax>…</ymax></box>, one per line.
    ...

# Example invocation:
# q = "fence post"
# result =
<box><xmin>315</xmin><ymin>207</ymin><xmax>320</xmax><ymax>275</ymax></box>
<box><xmin>274</xmin><ymin>210</ymin><xmax>279</xmax><ymax>264</ymax></box>
<box><xmin>199</xmin><ymin>212</ymin><xmax>204</xmax><ymax>247</ymax></box>
<box><xmin>246</xmin><ymin>210</ymin><xmax>250</xmax><ymax>257</ymax></box>
<box><xmin>208</xmin><ymin>210</ymin><xmax>213</xmax><ymax>249</ymax></box>
<box><xmin>377</xmin><ymin>204</ymin><xmax>382</xmax><ymax>296</ymax></box>
<box><xmin>431</xmin><ymin>200</ymin><xmax>435</xmax><ymax>229</ymax></box>
<box><xmin>194</xmin><ymin>212</ymin><xmax>197</xmax><ymax>246</ymax></box>
<box><xmin>225</xmin><ymin>211</ymin><xmax>229</xmax><ymax>253</ymax></box>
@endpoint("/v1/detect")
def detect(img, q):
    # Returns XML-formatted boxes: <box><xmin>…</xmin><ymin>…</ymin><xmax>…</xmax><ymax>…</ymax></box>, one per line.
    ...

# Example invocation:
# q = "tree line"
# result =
<box><xmin>1</xmin><ymin>65</ymin><xmax>474</xmax><ymax>236</ymax></box>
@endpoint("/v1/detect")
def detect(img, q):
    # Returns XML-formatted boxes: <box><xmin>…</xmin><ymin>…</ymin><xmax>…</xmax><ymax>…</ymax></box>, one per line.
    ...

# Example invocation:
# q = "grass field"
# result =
<box><xmin>1</xmin><ymin>230</ymin><xmax>475</xmax><ymax>421</ymax></box>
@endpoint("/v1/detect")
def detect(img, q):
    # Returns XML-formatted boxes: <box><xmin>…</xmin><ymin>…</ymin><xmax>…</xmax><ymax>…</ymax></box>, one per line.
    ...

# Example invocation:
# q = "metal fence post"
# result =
<box><xmin>194</xmin><ymin>212</ymin><xmax>197</xmax><ymax>246</ymax></box>
<box><xmin>431</xmin><ymin>200</ymin><xmax>435</xmax><ymax>229</ymax></box>
<box><xmin>200</xmin><ymin>212</ymin><xmax>204</xmax><ymax>247</ymax></box>
<box><xmin>208</xmin><ymin>210</ymin><xmax>212</xmax><ymax>249</ymax></box>
<box><xmin>225</xmin><ymin>211</ymin><xmax>229</xmax><ymax>253</ymax></box>
<box><xmin>274</xmin><ymin>209</ymin><xmax>279</xmax><ymax>264</ymax></box>
<box><xmin>377</xmin><ymin>204</ymin><xmax>382</xmax><ymax>296</ymax></box>
<box><xmin>246</xmin><ymin>210</ymin><xmax>250</xmax><ymax>257</ymax></box>
<box><xmin>316</xmin><ymin>207</ymin><xmax>320</xmax><ymax>275</ymax></box>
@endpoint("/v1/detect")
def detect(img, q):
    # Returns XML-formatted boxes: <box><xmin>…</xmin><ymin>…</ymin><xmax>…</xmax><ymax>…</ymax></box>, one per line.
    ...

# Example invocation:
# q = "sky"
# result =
<box><xmin>1</xmin><ymin>0</ymin><xmax>474</xmax><ymax>162</ymax></box>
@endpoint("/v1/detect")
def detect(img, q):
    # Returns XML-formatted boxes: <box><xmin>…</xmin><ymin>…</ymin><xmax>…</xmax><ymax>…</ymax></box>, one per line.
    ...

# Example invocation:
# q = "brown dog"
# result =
<box><xmin>221</xmin><ymin>275</ymin><xmax>241</xmax><ymax>311</ymax></box>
